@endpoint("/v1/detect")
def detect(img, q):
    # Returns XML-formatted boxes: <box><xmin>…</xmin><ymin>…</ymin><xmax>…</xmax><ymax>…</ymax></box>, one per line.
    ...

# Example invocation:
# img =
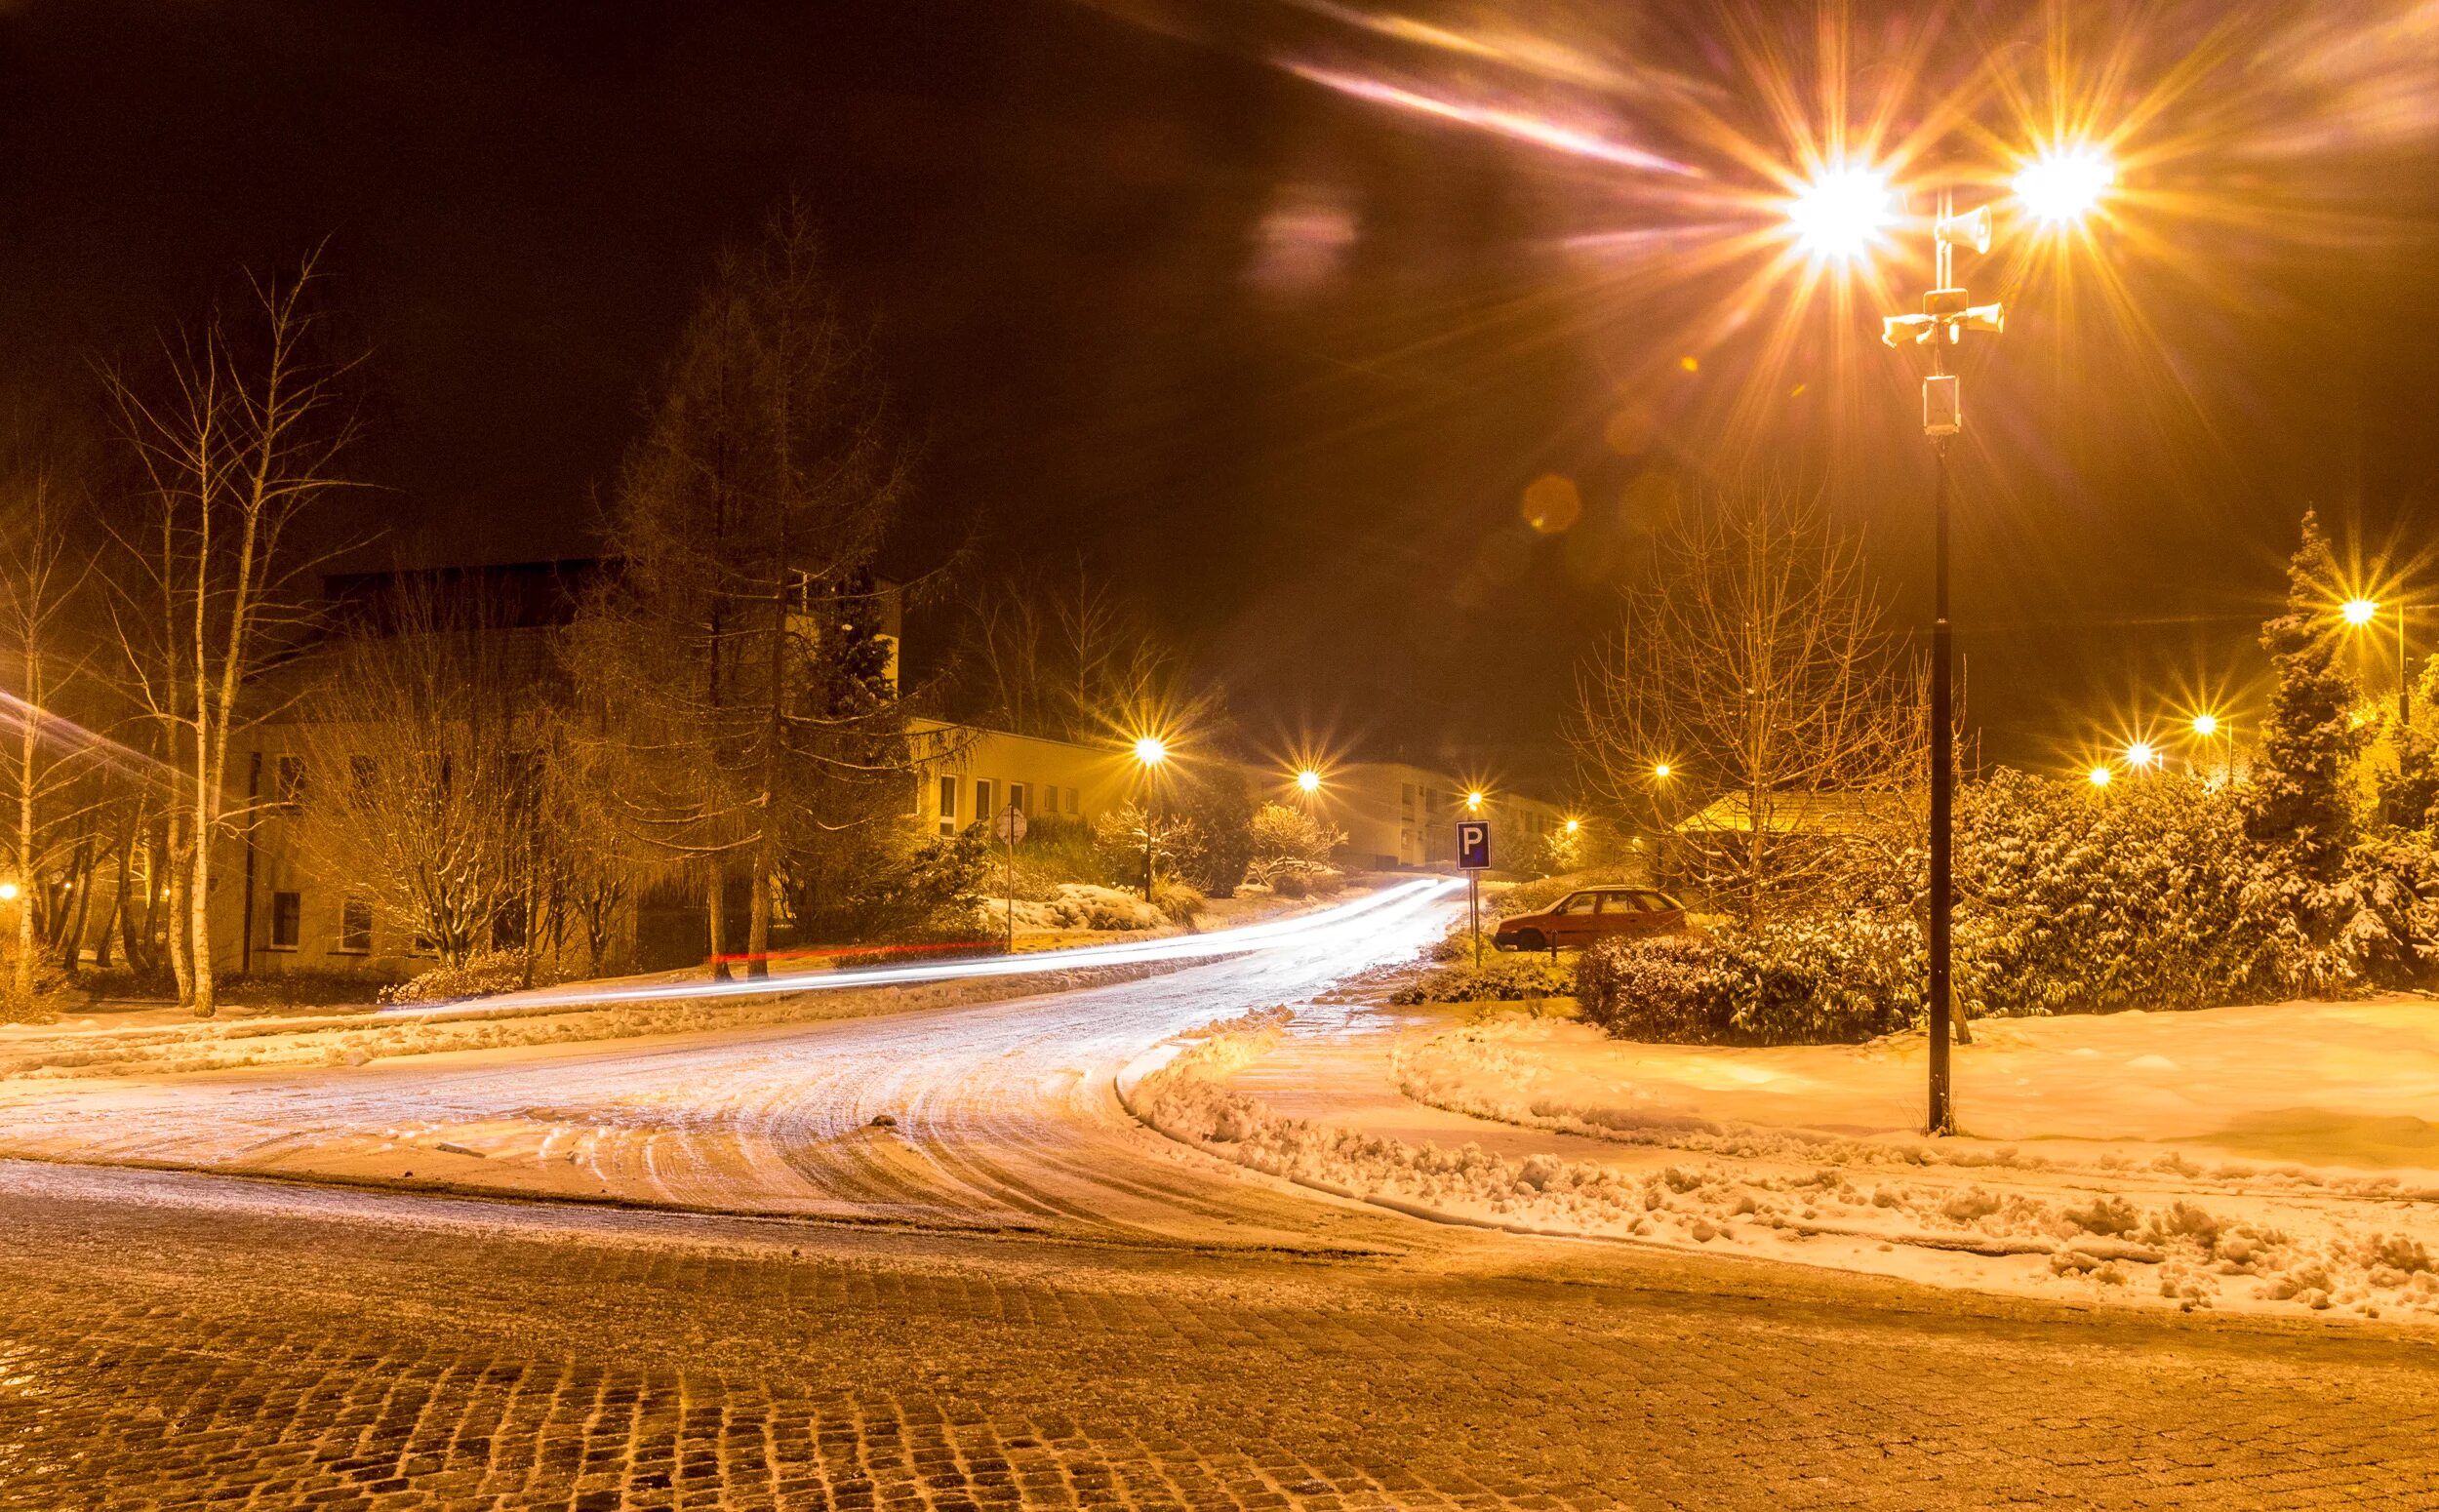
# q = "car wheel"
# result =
<box><xmin>1512</xmin><ymin>929</ymin><xmax>1546</xmax><ymax>953</ymax></box>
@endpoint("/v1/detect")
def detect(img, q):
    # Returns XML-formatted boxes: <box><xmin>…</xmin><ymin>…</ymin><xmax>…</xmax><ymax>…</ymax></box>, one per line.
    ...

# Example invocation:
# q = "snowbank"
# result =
<box><xmin>1136</xmin><ymin>1006</ymin><xmax>2439</xmax><ymax>1323</ymax></box>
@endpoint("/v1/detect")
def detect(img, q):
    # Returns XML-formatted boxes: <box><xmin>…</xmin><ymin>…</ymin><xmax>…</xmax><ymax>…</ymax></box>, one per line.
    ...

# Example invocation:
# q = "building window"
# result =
<box><xmin>937</xmin><ymin>775</ymin><xmax>958</xmax><ymax>836</ymax></box>
<box><xmin>269</xmin><ymin>891</ymin><xmax>301</xmax><ymax>950</ymax></box>
<box><xmin>975</xmin><ymin>778</ymin><xmax>994</xmax><ymax>824</ymax></box>
<box><xmin>1010</xmin><ymin>781</ymin><xmax>1028</xmax><ymax>816</ymax></box>
<box><xmin>275</xmin><ymin>755</ymin><xmax>306</xmax><ymax>810</ymax></box>
<box><xmin>1065</xmin><ymin>786</ymin><xmax>1080</xmax><ymax>816</ymax></box>
<box><xmin>339</xmin><ymin>899</ymin><xmax>374</xmax><ymax>954</ymax></box>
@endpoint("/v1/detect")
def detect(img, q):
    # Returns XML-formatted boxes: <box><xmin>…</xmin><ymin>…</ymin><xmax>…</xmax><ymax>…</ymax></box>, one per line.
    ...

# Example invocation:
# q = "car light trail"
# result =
<box><xmin>380</xmin><ymin>877</ymin><xmax>1463</xmax><ymax>1017</ymax></box>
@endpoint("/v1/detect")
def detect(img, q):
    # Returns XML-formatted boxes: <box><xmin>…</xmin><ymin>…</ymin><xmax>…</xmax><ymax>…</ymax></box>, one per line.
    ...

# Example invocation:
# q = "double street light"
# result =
<box><xmin>1794</xmin><ymin>143</ymin><xmax>2111</xmax><ymax>1135</ymax></box>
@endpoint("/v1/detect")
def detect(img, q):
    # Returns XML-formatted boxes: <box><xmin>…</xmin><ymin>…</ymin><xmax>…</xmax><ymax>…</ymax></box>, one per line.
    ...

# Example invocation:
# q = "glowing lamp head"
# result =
<box><xmin>2191</xmin><ymin>714</ymin><xmax>2219</xmax><ymax>737</ymax></box>
<box><xmin>2013</xmin><ymin>145</ymin><xmax>2114</xmax><ymax>227</ymax></box>
<box><xmin>1295</xmin><ymin>769</ymin><xmax>1321</xmax><ymax>794</ymax></box>
<box><xmin>2343</xmin><ymin>598</ymin><xmax>2379</xmax><ymax>627</ymax></box>
<box><xmin>2088</xmin><ymin>765</ymin><xmax>2113</xmax><ymax>787</ymax></box>
<box><xmin>1464</xmin><ymin>790</ymin><xmax>1485</xmax><ymax>813</ymax></box>
<box><xmin>1133</xmin><ymin>736</ymin><xmax>1168</xmax><ymax>768</ymax></box>
<box><xmin>0</xmin><ymin>882</ymin><xmax>16</xmax><ymax>902</ymax></box>
<box><xmin>1563</xmin><ymin>817</ymin><xmax>1580</xmax><ymax>835</ymax></box>
<box><xmin>1653</xmin><ymin>762</ymin><xmax>1671</xmax><ymax>779</ymax></box>
<box><xmin>1788</xmin><ymin>162</ymin><xmax>1895</xmax><ymax>261</ymax></box>
<box><xmin>2126</xmin><ymin>741</ymin><xmax>2158</xmax><ymax>770</ymax></box>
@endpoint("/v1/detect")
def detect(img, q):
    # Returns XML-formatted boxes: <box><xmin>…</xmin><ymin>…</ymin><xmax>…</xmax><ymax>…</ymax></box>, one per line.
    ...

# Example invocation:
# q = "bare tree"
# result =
<box><xmin>1573</xmin><ymin>484</ymin><xmax>1924</xmax><ymax>927</ymax></box>
<box><xmin>104</xmin><ymin>251</ymin><xmax>362</xmax><ymax>1015</ymax></box>
<box><xmin>957</xmin><ymin>560</ymin><xmax>1174</xmax><ymax>742</ymax></box>
<box><xmin>0</xmin><ymin>463</ymin><xmax>103</xmax><ymax>1009</ymax></box>
<box><xmin>285</xmin><ymin>579</ymin><xmax>539</xmax><ymax>970</ymax></box>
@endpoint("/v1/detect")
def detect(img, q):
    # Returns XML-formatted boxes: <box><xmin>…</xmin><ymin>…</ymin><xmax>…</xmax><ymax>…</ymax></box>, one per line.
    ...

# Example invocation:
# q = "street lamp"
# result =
<box><xmin>1296</xmin><ymin>768</ymin><xmax>1322</xmax><ymax>796</ymax></box>
<box><xmin>1132</xmin><ymin>736</ymin><xmax>1168</xmax><ymax>900</ymax></box>
<box><xmin>2125</xmin><ymin>739</ymin><xmax>2158</xmax><ymax>771</ymax></box>
<box><xmin>1855</xmin><ymin>147</ymin><xmax>2107</xmax><ymax>1137</ymax></box>
<box><xmin>2191</xmin><ymin>712</ymin><xmax>2234</xmax><ymax>784</ymax></box>
<box><xmin>2088</xmin><ymin>765</ymin><xmax>2113</xmax><ymax>787</ymax></box>
<box><xmin>2340</xmin><ymin>598</ymin><xmax>2410</xmax><ymax>729</ymax></box>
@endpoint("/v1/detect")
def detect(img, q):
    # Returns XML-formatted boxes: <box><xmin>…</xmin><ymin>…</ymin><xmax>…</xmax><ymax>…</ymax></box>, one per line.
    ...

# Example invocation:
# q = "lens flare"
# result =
<box><xmin>2012</xmin><ymin>144</ymin><xmax>2115</xmax><ymax>225</ymax></box>
<box><xmin>1787</xmin><ymin>162</ymin><xmax>1895</xmax><ymax>261</ymax></box>
<box><xmin>2343</xmin><ymin>598</ymin><xmax>2379</xmax><ymax>626</ymax></box>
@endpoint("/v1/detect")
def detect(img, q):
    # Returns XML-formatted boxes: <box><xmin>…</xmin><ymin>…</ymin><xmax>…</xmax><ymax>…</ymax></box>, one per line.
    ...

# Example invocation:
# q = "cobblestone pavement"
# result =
<box><xmin>4</xmin><ymin>1163</ymin><xmax>2439</xmax><ymax>1511</ymax></box>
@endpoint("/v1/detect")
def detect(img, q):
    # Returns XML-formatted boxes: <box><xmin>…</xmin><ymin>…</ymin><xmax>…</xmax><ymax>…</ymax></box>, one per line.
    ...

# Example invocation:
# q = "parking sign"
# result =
<box><xmin>1456</xmin><ymin>820</ymin><xmax>1490</xmax><ymax>870</ymax></box>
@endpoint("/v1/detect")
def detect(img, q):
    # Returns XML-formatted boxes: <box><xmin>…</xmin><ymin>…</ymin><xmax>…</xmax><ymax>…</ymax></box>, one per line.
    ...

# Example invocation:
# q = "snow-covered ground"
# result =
<box><xmin>1131</xmin><ymin>994</ymin><xmax>2439</xmax><ymax>1323</ymax></box>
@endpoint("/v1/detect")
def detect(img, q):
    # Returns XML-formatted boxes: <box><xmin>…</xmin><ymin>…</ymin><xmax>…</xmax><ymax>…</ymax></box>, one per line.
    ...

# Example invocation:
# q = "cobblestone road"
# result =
<box><xmin>4</xmin><ymin>1163</ymin><xmax>2438</xmax><ymax>1511</ymax></box>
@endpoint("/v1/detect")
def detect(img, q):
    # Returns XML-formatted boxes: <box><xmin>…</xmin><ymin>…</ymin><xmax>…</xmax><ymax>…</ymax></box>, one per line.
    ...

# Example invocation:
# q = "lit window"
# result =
<box><xmin>269</xmin><ymin>892</ymin><xmax>301</xmax><ymax>949</ymax></box>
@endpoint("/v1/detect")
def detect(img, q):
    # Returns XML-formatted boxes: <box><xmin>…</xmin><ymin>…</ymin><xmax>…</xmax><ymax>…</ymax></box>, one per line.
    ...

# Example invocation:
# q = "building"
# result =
<box><xmin>1328</xmin><ymin>761</ymin><xmax>1566</xmax><ymax>871</ymax></box>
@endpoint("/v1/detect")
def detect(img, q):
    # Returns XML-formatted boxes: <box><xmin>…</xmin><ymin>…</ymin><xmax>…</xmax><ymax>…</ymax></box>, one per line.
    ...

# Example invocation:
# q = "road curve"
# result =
<box><xmin>0</xmin><ymin>880</ymin><xmax>1463</xmax><ymax>1248</ymax></box>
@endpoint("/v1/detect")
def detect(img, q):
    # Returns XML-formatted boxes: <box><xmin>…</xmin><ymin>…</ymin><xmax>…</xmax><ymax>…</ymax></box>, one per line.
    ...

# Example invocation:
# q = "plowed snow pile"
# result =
<box><xmin>1136</xmin><ymin>999</ymin><xmax>2439</xmax><ymax>1323</ymax></box>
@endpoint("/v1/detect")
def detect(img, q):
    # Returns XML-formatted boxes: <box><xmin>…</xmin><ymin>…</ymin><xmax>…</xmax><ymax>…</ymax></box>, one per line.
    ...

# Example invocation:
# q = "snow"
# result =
<box><xmin>1131</xmin><ymin>994</ymin><xmax>2439</xmax><ymax>1323</ymax></box>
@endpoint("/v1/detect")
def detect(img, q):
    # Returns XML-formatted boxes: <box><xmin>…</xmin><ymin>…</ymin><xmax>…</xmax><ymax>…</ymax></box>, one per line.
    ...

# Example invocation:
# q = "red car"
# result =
<box><xmin>1493</xmin><ymin>887</ymin><xmax>1690</xmax><ymax>952</ymax></box>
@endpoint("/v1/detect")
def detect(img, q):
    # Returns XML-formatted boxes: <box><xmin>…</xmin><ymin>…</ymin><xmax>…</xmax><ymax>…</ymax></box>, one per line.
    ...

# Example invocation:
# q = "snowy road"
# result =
<box><xmin>0</xmin><ymin>879</ymin><xmax>1461</xmax><ymax>1244</ymax></box>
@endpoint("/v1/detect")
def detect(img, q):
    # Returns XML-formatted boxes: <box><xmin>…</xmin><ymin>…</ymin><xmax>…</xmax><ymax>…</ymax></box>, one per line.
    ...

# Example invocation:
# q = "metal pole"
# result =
<box><xmin>1928</xmin><ymin>435</ymin><xmax>1955</xmax><ymax>1136</ymax></box>
<box><xmin>2401</xmin><ymin>607</ymin><xmax>2412</xmax><ymax>730</ymax></box>
<box><xmin>1006</xmin><ymin>822</ymin><xmax>1016</xmax><ymax>953</ymax></box>
<box><xmin>1469</xmin><ymin>871</ymin><xmax>1481</xmax><ymax>967</ymax></box>
<box><xmin>1925</xmin><ymin>183</ymin><xmax>1956</xmax><ymax>1137</ymax></box>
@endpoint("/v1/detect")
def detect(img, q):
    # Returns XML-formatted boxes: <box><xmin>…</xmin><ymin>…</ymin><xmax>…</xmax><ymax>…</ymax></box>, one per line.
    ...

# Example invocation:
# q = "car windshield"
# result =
<box><xmin>1554</xmin><ymin>893</ymin><xmax>1597</xmax><ymax>915</ymax></box>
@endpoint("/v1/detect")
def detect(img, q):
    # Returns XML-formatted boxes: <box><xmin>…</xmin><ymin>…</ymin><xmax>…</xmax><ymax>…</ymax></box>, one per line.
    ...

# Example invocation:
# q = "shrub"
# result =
<box><xmin>1392</xmin><ymin>953</ymin><xmax>1578</xmax><ymax>1004</ymax></box>
<box><xmin>380</xmin><ymin>950</ymin><xmax>548</xmax><ymax>1006</ymax></box>
<box><xmin>1247</xmin><ymin>803</ymin><xmax>1345</xmax><ymax>890</ymax></box>
<box><xmin>1008</xmin><ymin>883</ymin><xmax>1160</xmax><ymax>933</ymax></box>
<box><xmin>1152</xmin><ymin>879</ymin><xmax>1207</xmax><ymax>923</ymax></box>
<box><xmin>1577</xmin><ymin>911</ymin><xmax>1922</xmax><ymax>1046</ymax></box>
<box><xmin>0</xmin><ymin>952</ymin><xmax>74</xmax><ymax>1024</ymax></box>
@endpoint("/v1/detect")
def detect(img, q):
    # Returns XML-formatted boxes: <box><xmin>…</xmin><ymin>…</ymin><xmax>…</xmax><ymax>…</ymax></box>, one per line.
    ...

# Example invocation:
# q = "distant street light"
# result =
<box><xmin>1131</xmin><ymin>736</ymin><xmax>1169</xmax><ymax>899</ymax></box>
<box><xmin>2191</xmin><ymin>712</ymin><xmax>2235</xmax><ymax>784</ymax></box>
<box><xmin>1652</xmin><ymin>762</ymin><xmax>1671</xmax><ymax>780</ymax></box>
<box><xmin>1296</xmin><ymin>768</ymin><xmax>1322</xmax><ymax>795</ymax></box>
<box><xmin>2088</xmin><ymin>765</ymin><xmax>2113</xmax><ymax>787</ymax></box>
<box><xmin>1563</xmin><ymin>816</ymin><xmax>1581</xmax><ymax>835</ymax></box>
<box><xmin>1464</xmin><ymin>789</ymin><xmax>1485</xmax><ymax>813</ymax></box>
<box><xmin>2012</xmin><ymin>145</ymin><xmax>2114</xmax><ymax>225</ymax></box>
<box><xmin>2340</xmin><ymin>597</ymin><xmax>2411</xmax><ymax>730</ymax></box>
<box><xmin>0</xmin><ymin>882</ymin><xmax>17</xmax><ymax>902</ymax></box>
<box><xmin>2125</xmin><ymin>740</ymin><xmax>2158</xmax><ymax>770</ymax></box>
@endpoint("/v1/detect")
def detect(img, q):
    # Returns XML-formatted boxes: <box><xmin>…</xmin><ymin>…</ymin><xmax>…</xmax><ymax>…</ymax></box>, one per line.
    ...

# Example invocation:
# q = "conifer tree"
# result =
<box><xmin>2242</xmin><ymin>508</ymin><xmax>2367</xmax><ymax>883</ymax></box>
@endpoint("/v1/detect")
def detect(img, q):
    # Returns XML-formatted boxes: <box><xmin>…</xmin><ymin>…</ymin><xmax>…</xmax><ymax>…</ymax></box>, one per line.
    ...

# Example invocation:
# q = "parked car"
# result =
<box><xmin>1492</xmin><ymin>887</ymin><xmax>1689</xmax><ymax>952</ymax></box>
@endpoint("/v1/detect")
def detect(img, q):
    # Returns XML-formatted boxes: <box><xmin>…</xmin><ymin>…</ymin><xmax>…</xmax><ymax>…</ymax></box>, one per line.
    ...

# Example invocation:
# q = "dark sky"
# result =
<box><xmin>2</xmin><ymin>0</ymin><xmax>2433</xmax><ymax>791</ymax></box>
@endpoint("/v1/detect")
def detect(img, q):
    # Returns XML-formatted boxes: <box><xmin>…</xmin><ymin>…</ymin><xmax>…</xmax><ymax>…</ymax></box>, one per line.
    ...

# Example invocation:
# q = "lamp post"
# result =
<box><xmin>2342</xmin><ymin>598</ymin><xmax>2409</xmax><ymax>730</ymax></box>
<box><xmin>1133</xmin><ymin>736</ymin><xmax>1168</xmax><ymax>900</ymax></box>
<box><xmin>1877</xmin><ymin>186</ymin><xmax>2005</xmax><ymax>1138</ymax></box>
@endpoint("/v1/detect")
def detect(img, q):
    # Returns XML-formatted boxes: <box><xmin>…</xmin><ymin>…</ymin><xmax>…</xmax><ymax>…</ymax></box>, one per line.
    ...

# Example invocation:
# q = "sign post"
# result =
<box><xmin>993</xmin><ymin>803</ymin><xmax>1028</xmax><ymax>952</ymax></box>
<box><xmin>1456</xmin><ymin>819</ymin><xmax>1491</xmax><ymax>966</ymax></box>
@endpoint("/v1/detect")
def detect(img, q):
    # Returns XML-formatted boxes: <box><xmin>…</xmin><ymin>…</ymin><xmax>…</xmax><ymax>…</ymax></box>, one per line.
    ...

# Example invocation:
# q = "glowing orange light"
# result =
<box><xmin>1296</xmin><ymin>769</ymin><xmax>1322</xmax><ymax>794</ymax></box>
<box><xmin>2088</xmin><ymin>766</ymin><xmax>2113</xmax><ymax>787</ymax></box>
<box><xmin>2191</xmin><ymin>714</ymin><xmax>2219</xmax><ymax>737</ymax></box>
<box><xmin>1787</xmin><ymin>162</ymin><xmax>1895</xmax><ymax>261</ymax></box>
<box><xmin>1133</xmin><ymin>736</ymin><xmax>1168</xmax><ymax>767</ymax></box>
<box><xmin>2126</xmin><ymin>741</ymin><xmax>2158</xmax><ymax>769</ymax></box>
<box><xmin>2343</xmin><ymin>598</ymin><xmax>2379</xmax><ymax>626</ymax></box>
<box><xmin>2013</xmin><ymin>145</ymin><xmax>2114</xmax><ymax>226</ymax></box>
<box><xmin>1653</xmin><ymin>763</ymin><xmax>1672</xmax><ymax>779</ymax></box>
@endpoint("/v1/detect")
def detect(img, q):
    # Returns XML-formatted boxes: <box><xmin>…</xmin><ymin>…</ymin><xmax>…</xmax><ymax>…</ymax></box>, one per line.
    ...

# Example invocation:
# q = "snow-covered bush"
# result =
<box><xmin>1577</xmin><ymin>913</ymin><xmax>1920</xmax><ymax>1046</ymax></box>
<box><xmin>1391</xmin><ymin>953</ymin><xmax>1577</xmax><ymax>1004</ymax></box>
<box><xmin>1245</xmin><ymin>803</ymin><xmax>1344</xmax><ymax>891</ymax></box>
<box><xmin>1007</xmin><ymin>883</ymin><xmax>1160</xmax><ymax>933</ymax></box>
<box><xmin>379</xmin><ymin>950</ymin><xmax>546</xmax><ymax>1006</ymax></box>
<box><xmin>0</xmin><ymin>950</ymin><xmax>73</xmax><ymax>1024</ymax></box>
<box><xmin>1151</xmin><ymin>879</ymin><xmax>1207</xmax><ymax>923</ymax></box>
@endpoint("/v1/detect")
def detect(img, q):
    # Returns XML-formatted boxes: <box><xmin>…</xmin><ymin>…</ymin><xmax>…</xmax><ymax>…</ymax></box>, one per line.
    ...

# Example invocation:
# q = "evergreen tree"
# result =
<box><xmin>2242</xmin><ymin>509</ymin><xmax>2367</xmax><ymax>882</ymax></box>
<box><xmin>569</xmin><ymin>201</ymin><xmax>949</xmax><ymax>977</ymax></box>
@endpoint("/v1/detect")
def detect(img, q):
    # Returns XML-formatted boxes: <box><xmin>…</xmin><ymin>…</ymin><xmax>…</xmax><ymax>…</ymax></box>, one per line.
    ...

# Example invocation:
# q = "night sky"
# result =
<box><xmin>3</xmin><ymin>0</ymin><xmax>2433</xmax><ymax>790</ymax></box>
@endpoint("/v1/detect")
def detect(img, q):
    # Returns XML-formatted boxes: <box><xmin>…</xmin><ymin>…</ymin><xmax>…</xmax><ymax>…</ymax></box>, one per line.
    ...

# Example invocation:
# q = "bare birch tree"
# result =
<box><xmin>957</xmin><ymin>560</ymin><xmax>1174</xmax><ymax>742</ymax></box>
<box><xmin>0</xmin><ymin>463</ymin><xmax>103</xmax><ymax>1012</ymax></box>
<box><xmin>1572</xmin><ymin>484</ymin><xmax>1924</xmax><ymax>927</ymax></box>
<box><xmin>104</xmin><ymin>251</ymin><xmax>362</xmax><ymax>1015</ymax></box>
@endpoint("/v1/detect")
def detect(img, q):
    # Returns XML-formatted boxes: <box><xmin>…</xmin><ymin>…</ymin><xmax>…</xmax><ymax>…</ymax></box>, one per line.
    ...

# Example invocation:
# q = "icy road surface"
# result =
<box><xmin>0</xmin><ymin>879</ymin><xmax>1460</xmax><ymax>1244</ymax></box>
